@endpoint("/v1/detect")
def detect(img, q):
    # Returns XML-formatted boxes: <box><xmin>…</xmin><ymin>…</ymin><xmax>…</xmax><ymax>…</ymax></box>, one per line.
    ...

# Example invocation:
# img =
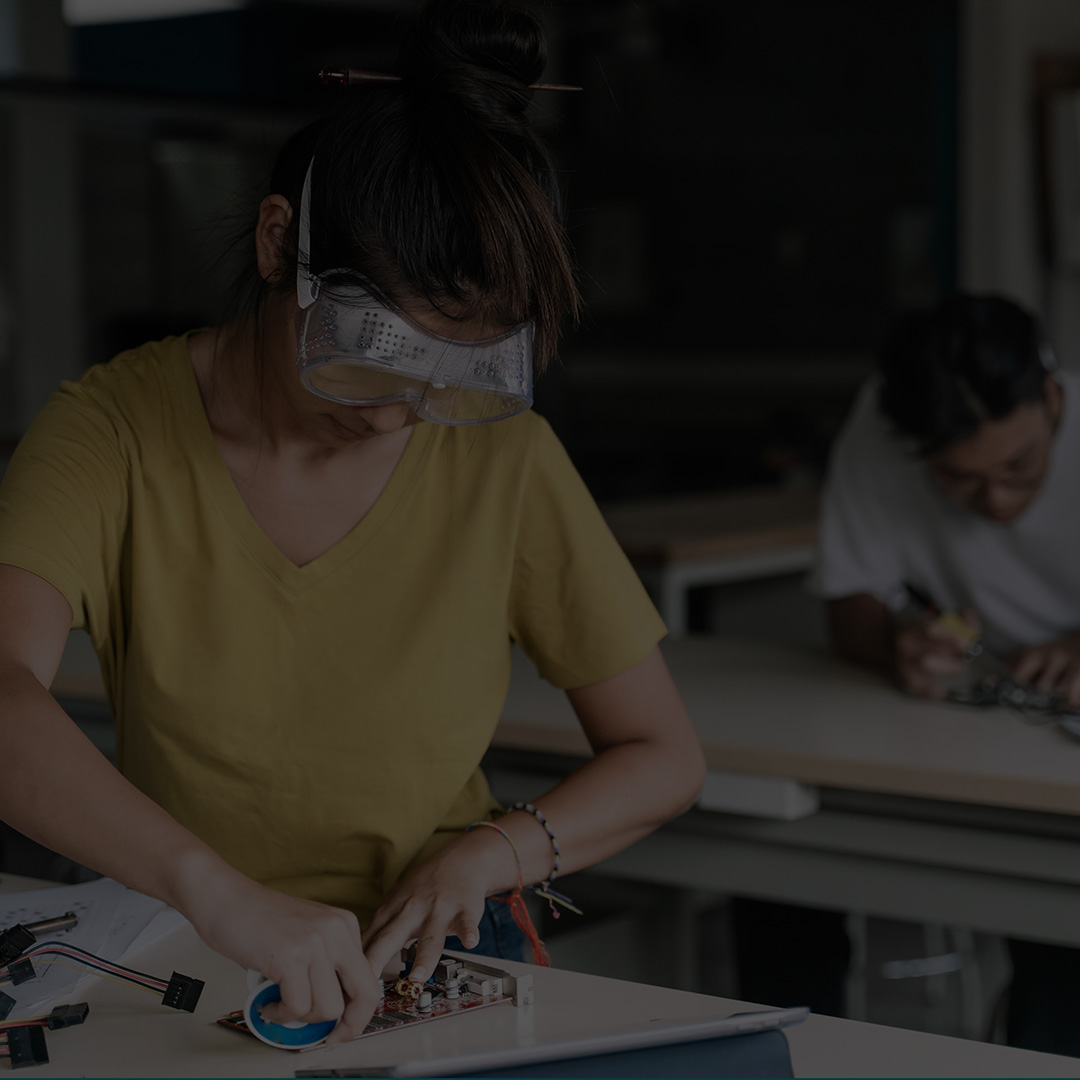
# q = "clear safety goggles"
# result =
<box><xmin>294</xmin><ymin>161</ymin><xmax>534</xmax><ymax>425</ymax></box>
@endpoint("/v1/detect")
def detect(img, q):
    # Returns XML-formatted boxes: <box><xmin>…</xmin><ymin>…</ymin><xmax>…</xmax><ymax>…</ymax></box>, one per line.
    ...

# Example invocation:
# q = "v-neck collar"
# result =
<box><xmin>170</xmin><ymin>331</ymin><xmax>432</xmax><ymax>591</ymax></box>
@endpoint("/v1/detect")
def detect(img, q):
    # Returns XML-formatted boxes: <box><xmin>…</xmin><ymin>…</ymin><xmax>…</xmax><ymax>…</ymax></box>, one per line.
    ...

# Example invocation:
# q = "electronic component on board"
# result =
<box><xmin>217</xmin><ymin>951</ymin><xmax>534</xmax><ymax>1050</ymax></box>
<box><xmin>393</xmin><ymin>978</ymin><xmax>422</xmax><ymax>1001</ymax></box>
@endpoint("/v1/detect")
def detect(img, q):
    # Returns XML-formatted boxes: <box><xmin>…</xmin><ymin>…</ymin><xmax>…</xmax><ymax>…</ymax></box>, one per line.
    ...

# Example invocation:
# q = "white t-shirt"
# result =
<box><xmin>808</xmin><ymin>372</ymin><xmax>1080</xmax><ymax>657</ymax></box>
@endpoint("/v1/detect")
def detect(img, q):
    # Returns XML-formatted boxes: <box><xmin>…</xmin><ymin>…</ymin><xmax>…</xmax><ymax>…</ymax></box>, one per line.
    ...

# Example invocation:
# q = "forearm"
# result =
<box><xmin>494</xmin><ymin>738</ymin><xmax>703</xmax><ymax>889</ymax></box>
<box><xmin>497</xmin><ymin>646</ymin><xmax>705</xmax><ymax>887</ymax></box>
<box><xmin>0</xmin><ymin>663</ymin><xmax>239</xmax><ymax>916</ymax></box>
<box><xmin>367</xmin><ymin>645</ymin><xmax>704</xmax><ymax>964</ymax></box>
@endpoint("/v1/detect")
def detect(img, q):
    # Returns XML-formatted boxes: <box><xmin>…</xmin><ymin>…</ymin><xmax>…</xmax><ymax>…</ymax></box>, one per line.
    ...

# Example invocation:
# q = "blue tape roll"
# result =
<box><xmin>243</xmin><ymin>980</ymin><xmax>339</xmax><ymax>1050</ymax></box>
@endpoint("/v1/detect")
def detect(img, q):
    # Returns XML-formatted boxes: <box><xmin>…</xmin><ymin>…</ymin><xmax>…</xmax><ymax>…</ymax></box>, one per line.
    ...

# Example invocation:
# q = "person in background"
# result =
<box><xmin>736</xmin><ymin>293</ymin><xmax>1080</xmax><ymax>1055</ymax></box>
<box><xmin>816</xmin><ymin>293</ymin><xmax>1080</xmax><ymax>708</ymax></box>
<box><xmin>0</xmin><ymin>0</ymin><xmax>705</xmax><ymax>1044</ymax></box>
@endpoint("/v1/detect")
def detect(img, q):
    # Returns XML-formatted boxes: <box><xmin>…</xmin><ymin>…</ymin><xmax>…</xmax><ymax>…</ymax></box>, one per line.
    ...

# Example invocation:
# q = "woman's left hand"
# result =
<box><xmin>364</xmin><ymin>644</ymin><xmax>704</xmax><ymax>984</ymax></box>
<box><xmin>362</xmin><ymin>826</ymin><xmax>518</xmax><ymax>985</ymax></box>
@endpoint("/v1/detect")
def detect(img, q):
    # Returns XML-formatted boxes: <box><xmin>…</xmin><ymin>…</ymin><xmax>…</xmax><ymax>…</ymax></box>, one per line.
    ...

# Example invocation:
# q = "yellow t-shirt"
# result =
<box><xmin>0</xmin><ymin>334</ymin><xmax>665</xmax><ymax>923</ymax></box>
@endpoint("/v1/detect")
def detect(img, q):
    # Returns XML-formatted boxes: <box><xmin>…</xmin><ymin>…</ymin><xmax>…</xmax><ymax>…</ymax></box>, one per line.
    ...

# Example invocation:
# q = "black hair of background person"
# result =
<box><xmin>878</xmin><ymin>294</ymin><xmax>1049</xmax><ymax>455</ymax></box>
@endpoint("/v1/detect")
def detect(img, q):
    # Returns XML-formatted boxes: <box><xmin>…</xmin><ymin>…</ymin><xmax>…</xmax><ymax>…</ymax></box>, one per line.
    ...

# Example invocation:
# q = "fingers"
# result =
<box><xmin>341</xmin><ymin>908</ymin><xmax>365</xmax><ymax>954</ymax></box>
<box><xmin>409</xmin><ymin>901</ymin><xmax>485</xmax><ymax>976</ymax></box>
<box><xmin>453</xmin><ymin>912</ymin><xmax>481</xmax><ymax>951</ymax></box>
<box><xmin>258</xmin><ymin>907</ymin><xmax>369</xmax><ymax>1029</ymax></box>
<box><xmin>894</xmin><ymin>622</ymin><xmax>967</xmax><ymax>699</ymax></box>
<box><xmin>1008</xmin><ymin>643</ymin><xmax>1080</xmax><ymax>706</ymax></box>
<box><xmin>923</xmin><ymin>618</ymin><xmax>973</xmax><ymax>654</ymax></box>
<box><xmin>264</xmin><ymin>962</ymin><xmax>311</xmax><ymax>1021</ymax></box>
<box><xmin>1036</xmin><ymin>650</ymin><xmax>1073</xmax><ymax>694</ymax></box>
<box><xmin>363</xmin><ymin>911</ymin><xmax>412</xmax><ymax>988</ymax></box>
<box><xmin>1065</xmin><ymin>665</ymin><xmax>1080</xmax><ymax>708</ymax></box>
<box><xmin>323</xmin><ymin>956</ymin><xmax>382</xmax><ymax>1047</ymax></box>
<box><xmin>261</xmin><ymin>958</ymin><xmax>381</xmax><ymax>1048</ymax></box>
<box><xmin>895</xmin><ymin>624</ymin><xmax>965</xmax><ymax>665</ymax></box>
<box><xmin>361</xmin><ymin>847</ymin><xmax>492</xmax><ymax>1007</ymax></box>
<box><xmin>363</xmin><ymin>904</ymin><xmax>394</xmax><ymax>945</ymax></box>
<box><xmin>1010</xmin><ymin>647</ymin><xmax>1041</xmax><ymax>685</ymax></box>
<box><xmin>1032</xmin><ymin>652</ymin><xmax>1080</xmax><ymax>701</ymax></box>
<box><xmin>364</xmin><ymin>894</ymin><xmax>438</xmax><ymax>981</ymax></box>
<box><xmin>408</xmin><ymin>931</ymin><xmax>445</xmax><ymax>985</ymax></box>
<box><xmin>919</xmin><ymin>651</ymin><xmax>967</xmax><ymax>676</ymax></box>
<box><xmin>405</xmin><ymin>909</ymin><xmax>481</xmax><ymax>981</ymax></box>
<box><xmin>365</xmin><ymin>896</ymin><xmax>484</xmax><ymax>987</ymax></box>
<box><xmin>262</xmin><ymin>959</ymin><xmax>344</xmax><ymax>1026</ymax></box>
<box><xmin>1011</xmin><ymin>646</ymin><xmax>1070</xmax><ymax>693</ymax></box>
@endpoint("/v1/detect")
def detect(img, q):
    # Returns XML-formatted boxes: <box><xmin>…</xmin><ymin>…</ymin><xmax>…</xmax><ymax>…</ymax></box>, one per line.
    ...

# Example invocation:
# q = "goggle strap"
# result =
<box><xmin>296</xmin><ymin>158</ymin><xmax>318</xmax><ymax>310</ymax></box>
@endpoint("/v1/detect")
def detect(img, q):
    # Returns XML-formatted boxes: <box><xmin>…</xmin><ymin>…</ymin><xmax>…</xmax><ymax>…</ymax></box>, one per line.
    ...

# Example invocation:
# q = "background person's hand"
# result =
<box><xmin>1009</xmin><ymin>635</ymin><xmax>1080</xmax><ymax>707</ymax></box>
<box><xmin>892</xmin><ymin>609</ymin><xmax>980</xmax><ymax>699</ymax></box>
<box><xmin>362</xmin><ymin>826</ymin><xmax>519</xmax><ymax>990</ymax></box>
<box><xmin>182</xmin><ymin>867</ymin><xmax>381</xmax><ymax>1046</ymax></box>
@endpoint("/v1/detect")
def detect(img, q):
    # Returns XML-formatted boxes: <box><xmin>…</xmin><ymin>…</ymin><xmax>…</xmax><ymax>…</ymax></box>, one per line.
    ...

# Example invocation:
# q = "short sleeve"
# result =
<box><xmin>509</xmin><ymin>418</ymin><xmax>666</xmax><ymax>688</ymax></box>
<box><xmin>806</xmin><ymin>378</ymin><xmax>907</xmax><ymax>605</ymax></box>
<box><xmin>0</xmin><ymin>381</ymin><xmax>130</xmax><ymax>639</ymax></box>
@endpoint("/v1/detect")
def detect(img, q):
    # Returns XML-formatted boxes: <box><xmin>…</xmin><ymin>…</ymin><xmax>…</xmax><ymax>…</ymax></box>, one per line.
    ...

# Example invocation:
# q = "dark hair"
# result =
<box><xmin>878</xmin><ymin>293</ymin><xmax>1051</xmax><ymax>454</ymax></box>
<box><xmin>234</xmin><ymin>0</ymin><xmax>579</xmax><ymax>371</ymax></box>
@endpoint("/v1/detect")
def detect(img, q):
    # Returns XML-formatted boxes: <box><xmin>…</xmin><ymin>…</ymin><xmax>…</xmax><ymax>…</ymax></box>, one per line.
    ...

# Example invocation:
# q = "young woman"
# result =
<box><xmin>0</xmin><ymin>0</ymin><xmax>704</xmax><ymax>1044</ymax></box>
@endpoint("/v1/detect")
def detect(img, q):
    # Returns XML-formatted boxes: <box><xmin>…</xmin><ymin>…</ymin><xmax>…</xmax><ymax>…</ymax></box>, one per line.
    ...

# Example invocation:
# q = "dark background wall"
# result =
<box><xmin>1</xmin><ymin>0</ymin><xmax>960</xmax><ymax>503</ymax></box>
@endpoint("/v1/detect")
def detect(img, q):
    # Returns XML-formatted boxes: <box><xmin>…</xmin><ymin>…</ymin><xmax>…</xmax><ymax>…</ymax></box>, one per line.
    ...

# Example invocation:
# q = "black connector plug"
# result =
<box><xmin>0</xmin><ymin>989</ymin><xmax>14</xmax><ymax>1022</ymax></box>
<box><xmin>161</xmin><ymin>971</ymin><xmax>204</xmax><ymax>1012</ymax></box>
<box><xmin>0</xmin><ymin>926</ymin><xmax>34</xmax><ymax>966</ymax></box>
<box><xmin>46</xmin><ymin>1002</ymin><xmax>89</xmax><ymax>1030</ymax></box>
<box><xmin>6</xmin><ymin>1025</ymin><xmax>48</xmax><ymax>1068</ymax></box>
<box><xmin>7</xmin><ymin>960</ymin><xmax>35</xmax><ymax>987</ymax></box>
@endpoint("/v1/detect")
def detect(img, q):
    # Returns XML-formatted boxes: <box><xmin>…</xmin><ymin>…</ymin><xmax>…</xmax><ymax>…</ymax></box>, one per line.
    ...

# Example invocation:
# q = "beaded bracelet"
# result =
<box><xmin>509</xmin><ymin>803</ymin><xmax>582</xmax><ymax>919</ymax></box>
<box><xmin>510</xmin><ymin>802</ymin><xmax>560</xmax><ymax>882</ymax></box>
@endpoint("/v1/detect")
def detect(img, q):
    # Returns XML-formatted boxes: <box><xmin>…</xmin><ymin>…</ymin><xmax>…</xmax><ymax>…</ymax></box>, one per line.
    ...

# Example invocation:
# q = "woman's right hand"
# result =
<box><xmin>179</xmin><ymin>864</ymin><xmax>381</xmax><ymax>1046</ymax></box>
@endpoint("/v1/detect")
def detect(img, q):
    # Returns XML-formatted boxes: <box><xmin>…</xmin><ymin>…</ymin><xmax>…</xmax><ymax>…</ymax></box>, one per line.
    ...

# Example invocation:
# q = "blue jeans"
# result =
<box><xmin>444</xmin><ymin>895</ymin><xmax>527</xmax><ymax>963</ymax></box>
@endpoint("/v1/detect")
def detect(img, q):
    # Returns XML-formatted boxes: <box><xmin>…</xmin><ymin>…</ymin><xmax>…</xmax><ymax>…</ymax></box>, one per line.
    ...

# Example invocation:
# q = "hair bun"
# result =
<box><xmin>398</xmin><ymin>0</ymin><xmax>547</xmax><ymax>122</ymax></box>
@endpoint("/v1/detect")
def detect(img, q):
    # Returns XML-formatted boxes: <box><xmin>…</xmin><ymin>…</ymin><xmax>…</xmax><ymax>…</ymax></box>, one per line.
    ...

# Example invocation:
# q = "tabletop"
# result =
<box><xmin>600</xmin><ymin>486</ymin><xmax>820</xmax><ymax>565</ymax></box>
<box><xmin>0</xmin><ymin>874</ymin><xmax>1074</xmax><ymax>1079</ymax></box>
<box><xmin>495</xmin><ymin>636</ymin><xmax>1080</xmax><ymax>816</ymax></box>
<box><xmin>52</xmin><ymin>633</ymin><xmax>1080</xmax><ymax>816</ymax></box>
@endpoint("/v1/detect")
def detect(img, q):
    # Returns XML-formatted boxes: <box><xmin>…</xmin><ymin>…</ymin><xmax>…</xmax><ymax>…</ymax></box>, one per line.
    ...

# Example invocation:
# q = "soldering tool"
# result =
<box><xmin>901</xmin><ymin>582</ymin><xmax>1080</xmax><ymax>719</ymax></box>
<box><xmin>900</xmin><ymin>582</ymin><xmax>1012</xmax><ymax>678</ymax></box>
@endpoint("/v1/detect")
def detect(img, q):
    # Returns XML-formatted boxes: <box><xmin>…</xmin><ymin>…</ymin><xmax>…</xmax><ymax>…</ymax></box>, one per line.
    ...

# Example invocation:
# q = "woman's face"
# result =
<box><xmin>926</xmin><ymin>377</ymin><xmax>1062</xmax><ymax>523</ymax></box>
<box><xmin>254</xmin><ymin>195</ymin><xmax>511</xmax><ymax>446</ymax></box>
<box><xmin>271</xmin><ymin>293</ymin><xmax>500</xmax><ymax>448</ymax></box>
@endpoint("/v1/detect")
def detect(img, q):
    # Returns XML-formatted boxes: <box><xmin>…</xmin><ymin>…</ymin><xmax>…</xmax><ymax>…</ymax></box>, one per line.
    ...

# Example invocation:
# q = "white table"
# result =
<box><xmin>491</xmin><ymin>637</ymin><xmax>1080</xmax><ymax>949</ymax></box>
<box><xmin>50</xmin><ymin>635</ymin><xmax>1080</xmax><ymax>947</ymax></box>
<box><xmin>1</xmin><ymin>873</ymin><xmax>1073</xmax><ymax>1078</ymax></box>
<box><xmin>600</xmin><ymin>487</ymin><xmax>819</xmax><ymax>635</ymax></box>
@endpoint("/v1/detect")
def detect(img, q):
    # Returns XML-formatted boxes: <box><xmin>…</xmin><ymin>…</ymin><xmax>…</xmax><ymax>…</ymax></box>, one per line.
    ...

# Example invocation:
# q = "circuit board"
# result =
<box><xmin>217</xmin><ymin>954</ymin><xmax>533</xmax><ymax>1044</ymax></box>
